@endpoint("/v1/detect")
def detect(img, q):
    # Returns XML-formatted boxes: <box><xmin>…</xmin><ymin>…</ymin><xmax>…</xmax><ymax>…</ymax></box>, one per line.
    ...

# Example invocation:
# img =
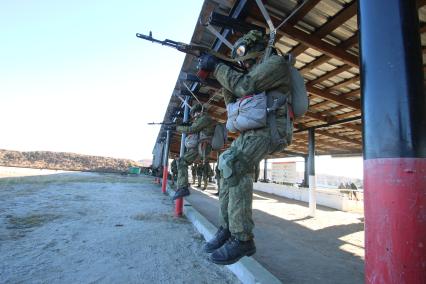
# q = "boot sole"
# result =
<box><xmin>210</xmin><ymin>248</ymin><xmax>256</xmax><ymax>265</ymax></box>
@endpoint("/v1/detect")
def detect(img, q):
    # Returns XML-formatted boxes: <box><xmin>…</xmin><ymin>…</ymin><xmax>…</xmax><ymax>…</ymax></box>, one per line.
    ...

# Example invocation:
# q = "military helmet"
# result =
<box><xmin>190</xmin><ymin>103</ymin><xmax>203</xmax><ymax>116</ymax></box>
<box><xmin>231</xmin><ymin>30</ymin><xmax>267</xmax><ymax>59</ymax></box>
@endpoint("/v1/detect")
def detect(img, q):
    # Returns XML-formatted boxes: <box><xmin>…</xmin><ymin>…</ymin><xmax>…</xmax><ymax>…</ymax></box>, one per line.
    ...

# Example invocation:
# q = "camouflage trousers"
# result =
<box><xmin>219</xmin><ymin>129</ymin><xmax>270</xmax><ymax>241</ymax></box>
<box><xmin>177</xmin><ymin>145</ymin><xmax>211</xmax><ymax>189</ymax></box>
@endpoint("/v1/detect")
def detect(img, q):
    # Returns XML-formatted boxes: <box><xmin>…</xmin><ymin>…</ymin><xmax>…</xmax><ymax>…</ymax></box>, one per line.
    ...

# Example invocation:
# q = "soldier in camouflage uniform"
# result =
<box><xmin>170</xmin><ymin>157</ymin><xmax>178</xmax><ymax>185</ymax></box>
<box><xmin>214</xmin><ymin>164</ymin><xmax>220</xmax><ymax>196</ymax></box>
<box><xmin>198</xmin><ymin>30</ymin><xmax>293</xmax><ymax>264</ymax></box>
<box><xmin>191</xmin><ymin>164</ymin><xmax>197</xmax><ymax>184</ymax></box>
<box><xmin>196</xmin><ymin>162</ymin><xmax>203</xmax><ymax>188</ymax></box>
<box><xmin>173</xmin><ymin>104</ymin><xmax>215</xmax><ymax>200</ymax></box>
<box><xmin>202</xmin><ymin>161</ymin><xmax>213</xmax><ymax>190</ymax></box>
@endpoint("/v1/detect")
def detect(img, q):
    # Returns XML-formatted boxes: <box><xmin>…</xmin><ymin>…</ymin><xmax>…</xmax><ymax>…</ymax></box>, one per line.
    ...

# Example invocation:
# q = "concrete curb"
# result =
<box><xmin>182</xmin><ymin>201</ymin><xmax>281</xmax><ymax>283</ymax></box>
<box><xmin>165</xmin><ymin>181</ymin><xmax>281</xmax><ymax>283</ymax></box>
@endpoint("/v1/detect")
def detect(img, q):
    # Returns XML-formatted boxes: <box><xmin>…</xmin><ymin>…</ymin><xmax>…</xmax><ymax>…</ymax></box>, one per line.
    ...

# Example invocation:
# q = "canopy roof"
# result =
<box><xmin>153</xmin><ymin>0</ymin><xmax>426</xmax><ymax>160</ymax></box>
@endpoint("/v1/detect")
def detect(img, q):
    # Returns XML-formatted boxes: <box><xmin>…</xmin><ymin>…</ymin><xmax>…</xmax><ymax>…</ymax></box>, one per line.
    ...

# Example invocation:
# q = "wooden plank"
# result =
<box><xmin>299</xmin><ymin>33</ymin><xmax>359</xmax><ymax>74</ymax></box>
<box><xmin>286</xmin><ymin>0</ymin><xmax>322</xmax><ymax>25</ymax></box>
<box><xmin>300</xmin><ymin>54</ymin><xmax>331</xmax><ymax>74</ymax></box>
<box><xmin>340</xmin><ymin>89</ymin><xmax>360</xmax><ymax>99</ymax></box>
<box><xmin>248</xmin><ymin>16</ymin><xmax>359</xmax><ymax>67</ymax></box>
<box><xmin>417</xmin><ymin>0</ymin><xmax>426</xmax><ymax>8</ymax></box>
<box><xmin>290</xmin><ymin>2</ymin><xmax>357</xmax><ymax>57</ymax></box>
<box><xmin>336</xmin><ymin>110</ymin><xmax>361</xmax><ymax>119</ymax></box>
<box><xmin>314</xmin><ymin>2</ymin><xmax>358</xmax><ymax>39</ymax></box>
<box><xmin>307</xmin><ymin>65</ymin><xmax>352</xmax><ymax>87</ymax></box>
<box><xmin>306</xmin><ymin>85</ymin><xmax>361</xmax><ymax>109</ymax></box>
<box><xmin>284</xmin><ymin>25</ymin><xmax>359</xmax><ymax>67</ymax></box>
<box><xmin>292</xmin><ymin>43</ymin><xmax>309</xmax><ymax>57</ymax></box>
<box><xmin>328</xmin><ymin>75</ymin><xmax>360</xmax><ymax>90</ymax></box>
<box><xmin>316</xmin><ymin>129</ymin><xmax>362</xmax><ymax>146</ymax></box>
<box><xmin>339</xmin><ymin>32</ymin><xmax>359</xmax><ymax>49</ymax></box>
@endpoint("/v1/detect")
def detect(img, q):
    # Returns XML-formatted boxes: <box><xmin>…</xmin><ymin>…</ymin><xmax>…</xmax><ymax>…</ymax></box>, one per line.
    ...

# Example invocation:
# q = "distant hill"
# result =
<box><xmin>0</xmin><ymin>149</ymin><xmax>142</xmax><ymax>173</ymax></box>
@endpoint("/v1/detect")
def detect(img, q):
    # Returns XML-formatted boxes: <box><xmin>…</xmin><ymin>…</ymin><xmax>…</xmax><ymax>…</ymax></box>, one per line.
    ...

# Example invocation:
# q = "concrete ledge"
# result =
<box><xmin>183</xmin><ymin>202</ymin><xmax>282</xmax><ymax>284</ymax></box>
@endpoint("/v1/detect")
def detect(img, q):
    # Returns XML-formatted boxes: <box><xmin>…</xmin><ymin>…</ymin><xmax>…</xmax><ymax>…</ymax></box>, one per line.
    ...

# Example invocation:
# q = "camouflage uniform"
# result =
<box><xmin>215</xmin><ymin>165</ymin><xmax>221</xmax><ymax>191</ymax></box>
<box><xmin>170</xmin><ymin>158</ymin><xmax>178</xmax><ymax>184</ymax></box>
<box><xmin>213</xmin><ymin>51</ymin><xmax>292</xmax><ymax>241</ymax></box>
<box><xmin>196</xmin><ymin>163</ymin><xmax>203</xmax><ymax>187</ymax></box>
<box><xmin>202</xmin><ymin>162</ymin><xmax>213</xmax><ymax>189</ymax></box>
<box><xmin>191</xmin><ymin>164</ymin><xmax>197</xmax><ymax>184</ymax></box>
<box><xmin>176</xmin><ymin>112</ymin><xmax>215</xmax><ymax>190</ymax></box>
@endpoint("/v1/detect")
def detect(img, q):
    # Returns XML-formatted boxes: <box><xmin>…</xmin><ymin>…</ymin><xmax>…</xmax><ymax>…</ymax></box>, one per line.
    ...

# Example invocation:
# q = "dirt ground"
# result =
<box><xmin>0</xmin><ymin>167</ymin><xmax>239</xmax><ymax>284</ymax></box>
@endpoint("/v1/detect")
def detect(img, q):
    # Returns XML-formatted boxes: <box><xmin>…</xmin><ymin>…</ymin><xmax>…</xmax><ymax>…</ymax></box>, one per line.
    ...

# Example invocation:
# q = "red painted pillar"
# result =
<box><xmin>161</xmin><ymin>166</ymin><xmax>168</xmax><ymax>194</ymax></box>
<box><xmin>359</xmin><ymin>0</ymin><xmax>426</xmax><ymax>282</ymax></box>
<box><xmin>175</xmin><ymin>198</ymin><xmax>183</xmax><ymax>216</ymax></box>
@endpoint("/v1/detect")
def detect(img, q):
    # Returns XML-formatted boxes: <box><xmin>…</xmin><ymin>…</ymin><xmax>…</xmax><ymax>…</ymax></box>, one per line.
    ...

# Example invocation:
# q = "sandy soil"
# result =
<box><xmin>0</xmin><ymin>168</ymin><xmax>239</xmax><ymax>284</ymax></box>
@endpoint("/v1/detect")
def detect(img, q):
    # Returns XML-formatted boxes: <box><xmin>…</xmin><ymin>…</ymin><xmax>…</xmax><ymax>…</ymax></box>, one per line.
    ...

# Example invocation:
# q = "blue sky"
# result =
<box><xmin>0</xmin><ymin>0</ymin><xmax>204</xmax><ymax>160</ymax></box>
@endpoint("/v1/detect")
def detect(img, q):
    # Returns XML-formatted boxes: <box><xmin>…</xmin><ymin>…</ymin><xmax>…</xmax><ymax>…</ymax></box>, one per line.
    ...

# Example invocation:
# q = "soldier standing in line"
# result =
<box><xmin>202</xmin><ymin>161</ymin><xmax>213</xmax><ymax>190</ymax></box>
<box><xmin>214</xmin><ymin>164</ymin><xmax>220</xmax><ymax>196</ymax></box>
<box><xmin>170</xmin><ymin>157</ymin><xmax>178</xmax><ymax>185</ymax></box>
<box><xmin>196</xmin><ymin>162</ymin><xmax>203</xmax><ymax>188</ymax></box>
<box><xmin>197</xmin><ymin>30</ymin><xmax>294</xmax><ymax>264</ymax></box>
<box><xmin>191</xmin><ymin>164</ymin><xmax>197</xmax><ymax>184</ymax></box>
<box><xmin>173</xmin><ymin>104</ymin><xmax>215</xmax><ymax>200</ymax></box>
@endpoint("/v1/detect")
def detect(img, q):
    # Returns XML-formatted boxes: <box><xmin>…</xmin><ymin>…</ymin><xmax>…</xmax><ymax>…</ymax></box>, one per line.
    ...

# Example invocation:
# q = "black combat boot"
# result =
<box><xmin>172</xmin><ymin>187</ymin><xmax>190</xmax><ymax>200</ymax></box>
<box><xmin>210</xmin><ymin>236</ymin><xmax>256</xmax><ymax>265</ymax></box>
<box><xmin>203</xmin><ymin>226</ymin><xmax>231</xmax><ymax>253</ymax></box>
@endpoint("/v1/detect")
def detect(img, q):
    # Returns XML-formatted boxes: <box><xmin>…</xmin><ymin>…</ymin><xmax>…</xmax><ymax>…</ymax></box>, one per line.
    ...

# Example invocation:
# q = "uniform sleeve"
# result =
<box><xmin>177</xmin><ymin>115</ymin><xmax>212</xmax><ymax>134</ymax></box>
<box><xmin>213</xmin><ymin>55</ymin><xmax>290</xmax><ymax>98</ymax></box>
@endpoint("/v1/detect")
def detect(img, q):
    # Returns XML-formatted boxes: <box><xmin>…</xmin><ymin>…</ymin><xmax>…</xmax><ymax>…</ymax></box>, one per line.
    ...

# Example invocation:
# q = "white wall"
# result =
<box><xmin>254</xmin><ymin>182</ymin><xmax>364</xmax><ymax>213</ymax></box>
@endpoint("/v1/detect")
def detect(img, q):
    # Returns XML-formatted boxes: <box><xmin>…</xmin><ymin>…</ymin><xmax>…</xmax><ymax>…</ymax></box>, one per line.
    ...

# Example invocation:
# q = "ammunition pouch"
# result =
<box><xmin>266</xmin><ymin>90</ymin><xmax>292</xmax><ymax>154</ymax></box>
<box><xmin>218</xmin><ymin>148</ymin><xmax>250</xmax><ymax>187</ymax></box>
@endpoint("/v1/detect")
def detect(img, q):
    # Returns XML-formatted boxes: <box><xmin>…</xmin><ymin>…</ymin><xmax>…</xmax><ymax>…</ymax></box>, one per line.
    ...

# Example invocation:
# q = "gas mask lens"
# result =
<box><xmin>236</xmin><ymin>45</ymin><xmax>246</xmax><ymax>57</ymax></box>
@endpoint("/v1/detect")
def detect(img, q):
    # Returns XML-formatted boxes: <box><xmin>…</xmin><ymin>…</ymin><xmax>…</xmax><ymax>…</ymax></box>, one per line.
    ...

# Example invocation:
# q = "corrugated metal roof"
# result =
<box><xmin>153</xmin><ymin>0</ymin><xmax>424</xmax><ymax>159</ymax></box>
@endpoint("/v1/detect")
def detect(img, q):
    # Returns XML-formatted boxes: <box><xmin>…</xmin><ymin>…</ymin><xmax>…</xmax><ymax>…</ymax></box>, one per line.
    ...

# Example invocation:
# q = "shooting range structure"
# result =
<box><xmin>151</xmin><ymin>0</ymin><xmax>426</xmax><ymax>282</ymax></box>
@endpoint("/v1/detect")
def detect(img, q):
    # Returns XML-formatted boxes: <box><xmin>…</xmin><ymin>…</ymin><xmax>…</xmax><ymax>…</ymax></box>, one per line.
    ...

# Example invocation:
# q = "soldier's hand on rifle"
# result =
<box><xmin>197</xmin><ymin>54</ymin><xmax>218</xmax><ymax>72</ymax></box>
<box><xmin>197</xmin><ymin>54</ymin><xmax>219</xmax><ymax>80</ymax></box>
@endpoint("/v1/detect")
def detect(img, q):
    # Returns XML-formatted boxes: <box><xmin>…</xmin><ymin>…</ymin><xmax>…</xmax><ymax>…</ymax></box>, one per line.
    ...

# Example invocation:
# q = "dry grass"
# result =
<box><xmin>0</xmin><ymin>149</ymin><xmax>143</xmax><ymax>173</ymax></box>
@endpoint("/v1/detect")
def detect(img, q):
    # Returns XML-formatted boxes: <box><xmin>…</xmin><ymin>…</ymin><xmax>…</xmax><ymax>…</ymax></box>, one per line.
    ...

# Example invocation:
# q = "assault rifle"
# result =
<box><xmin>147</xmin><ymin>121</ymin><xmax>190</xmax><ymax>126</ymax></box>
<box><xmin>136</xmin><ymin>31</ymin><xmax>246</xmax><ymax>78</ymax></box>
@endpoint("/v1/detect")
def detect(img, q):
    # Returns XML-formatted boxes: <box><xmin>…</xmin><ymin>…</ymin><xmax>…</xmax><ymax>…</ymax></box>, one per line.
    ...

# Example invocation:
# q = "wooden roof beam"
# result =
<box><xmin>294</xmin><ymin>125</ymin><xmax>362</xmax><ymax>146</ymax></box>
<box><xmin>306</xmin><ymin>85</ymin><xmax>361</xmax><ymax>109</ymax></box>
<box><xmin>336</xmin><ymin>109</ymin><xmax>361</xmax><ymax>120</ymax></box>
<box><xmin>417</xmin><ymin>0</ymin><xmax>426</xmax><ymax>8</ymax></box>
<box><xmin>340</xmin><ymin>89</ymin><xmax>360</xmax><ymax>99</ymax></box>
<box><xmin>283</xmin><ymin>25</ymin><xmax>359</xmax><ymax>67</ymax></box>
<box><xmin>247</xmin><ymin>16</ymin><xmax>359</xmax><ymax>67</ymax></box>
<box><xmin>307</xmin><ymin>65</ymin><xmax>353</xmax><ymax>87</ymax></box>
<box><xmin>316</xmin><ymin>129</ymin><xmax>362</xmax><ymax>146</ymax></box>
<box><xmin>304</xmin><ymin>111</ymin><xmax>362</xmax><ymax>132</ymax></box>
<box><xmin>286</xmin><ymin>0</ymin><xmax>322</xmax><ymax>25</ymax></box>
<box><xmin>288</xmin><ymin>1</ymin><xmax>357</xmax><ymax>57</ymax></box>
<box><xmin>299</xmin><ymin>32</ymin><xmax>359</xmax><ymax>74</ymax></box>
<box><xmin>328</xmin><ymin>75</ymin><xmax>360</xmax><ymax>90</ymax></box>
